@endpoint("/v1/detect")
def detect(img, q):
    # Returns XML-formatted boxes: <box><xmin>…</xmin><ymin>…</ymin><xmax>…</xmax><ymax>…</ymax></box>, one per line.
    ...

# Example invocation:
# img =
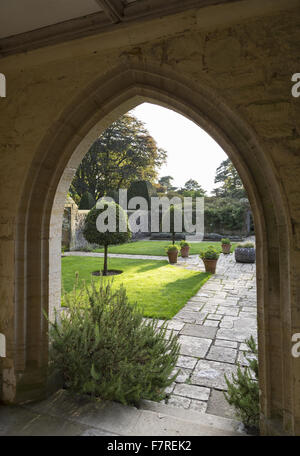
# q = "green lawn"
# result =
<box><xmin>93</xmin><ymin>240</ymin><xmax>237</xmax><ymax>256</ymax></box>
<box><xmin>61</xmin><ymin>256</ymin><xmax>210</xmax><ymax>319</ymax></box>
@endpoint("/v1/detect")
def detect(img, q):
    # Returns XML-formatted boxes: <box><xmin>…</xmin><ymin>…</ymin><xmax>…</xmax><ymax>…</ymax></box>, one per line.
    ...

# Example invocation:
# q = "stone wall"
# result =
<box><xmin>61</xmin><ymin>199</ymin><xmax>95</xmax><ymax>251</ymax></box>
<box><xmin>0</xmin><ymin>0</ymin><xmax>299</xmax><ymax>434</ymax></box>
<box><xmin>62</xmin><ymin>201</ymin><xmax>251</xmax><ymax>248</ymax></box>
<box><xmin>62</xmin><ymin>204</ymin><xmax>151</xmax><ymax>250</ymax></box>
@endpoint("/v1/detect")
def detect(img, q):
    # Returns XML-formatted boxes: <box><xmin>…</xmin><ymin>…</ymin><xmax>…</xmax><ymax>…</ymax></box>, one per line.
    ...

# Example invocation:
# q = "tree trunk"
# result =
<box><xmin>103</xmin><ymin>244</ymin><xmax>108</xmax><ymax>275</ymax></box>
<box><xmin>172</xmin><ymin>232</ymin><xmax>175</xmax><ymax>245</ymax></box>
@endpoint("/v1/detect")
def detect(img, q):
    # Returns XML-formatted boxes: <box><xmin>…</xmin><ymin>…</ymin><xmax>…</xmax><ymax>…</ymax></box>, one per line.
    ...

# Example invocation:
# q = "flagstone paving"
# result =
<box><xmin>155</xmin><ymin>253</ymin><xmax>257</xmax><ymax>420</ymax></box>
<box><xmin>65</xmin><ymin>249</ymin><xmax>257</xmax><ymax>421</ymax></box>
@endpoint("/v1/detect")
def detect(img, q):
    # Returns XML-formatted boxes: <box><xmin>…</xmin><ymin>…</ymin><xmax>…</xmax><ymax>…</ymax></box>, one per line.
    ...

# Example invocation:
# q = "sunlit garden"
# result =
<box><xmin>61</xmin><ymin>255</ymin><xmax>210</xmax><ymax>319</ymax></box>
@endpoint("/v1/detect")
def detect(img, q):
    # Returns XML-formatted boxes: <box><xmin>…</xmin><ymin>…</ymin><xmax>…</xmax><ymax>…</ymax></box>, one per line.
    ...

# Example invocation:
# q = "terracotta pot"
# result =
<box><xmin>222</xmin><ymin>243</ymin><xmax>231</xmax><ymax>254</ymax></box>
<box><xmin>202</xmin><ymin>258</ymin><xmax>218</xmax><ymax>274</ymax></box>
<box><xmin>167</xmin><ymin>250</ymin><xmax>178</xmax><ymax>264</ymax></box>
<box><xmin>180</xmin><ymin>246</ymin><xmax>190</xmax><ymax>258</ymax></box>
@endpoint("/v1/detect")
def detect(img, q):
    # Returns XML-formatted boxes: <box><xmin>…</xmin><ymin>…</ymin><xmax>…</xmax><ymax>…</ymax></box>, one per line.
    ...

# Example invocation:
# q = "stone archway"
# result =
<box><xmin>10</xmin><ymin>61</ymin><xmax>294</xmax><ymax>435</ymax></box>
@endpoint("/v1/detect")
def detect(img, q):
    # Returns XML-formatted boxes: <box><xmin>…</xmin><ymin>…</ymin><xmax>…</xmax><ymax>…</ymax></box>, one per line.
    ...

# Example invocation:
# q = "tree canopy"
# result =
<box><xmin>178</xmin><ymin>179</ymin><xmax>206</xmax><ymax>197</ymax></box>
<box><xmin>212</xmin><ymin>158</ymin><xmax>246</xmax><ymax>199</ymax></box>
<box><xmin>158</xmin><ymin>176</ymin><xmax>175</xmax><ymax>192</ymax></box>
<box><xmin>78</xmin><ymin>191</ymin><xmax>96</xmax><ymax>210</ymax></box>
<box><xmin>70</xmin><ymin>114</ymin><xmax>167</xmax><ymax>201</ymax></box>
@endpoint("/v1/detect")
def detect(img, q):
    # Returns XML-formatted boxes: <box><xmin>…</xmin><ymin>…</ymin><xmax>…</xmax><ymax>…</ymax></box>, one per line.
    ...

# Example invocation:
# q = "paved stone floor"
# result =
<box><xmin>65</xmin><ymin>249</ymin><xmax>257</xmax><ymax>420</ymax></box>
<box><xmin>0</xmin><ymin>251</ymin><xmax>255</xmax><ymax>436</ymax></box>
<box><xmin>156</xmin><ymin>253</ymin><xmax>257</xmax><ymax>419</ymax></box>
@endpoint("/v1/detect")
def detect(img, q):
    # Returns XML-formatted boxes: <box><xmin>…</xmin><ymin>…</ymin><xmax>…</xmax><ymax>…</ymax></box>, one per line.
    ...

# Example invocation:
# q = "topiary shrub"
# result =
<box><xmin>47</xmin><ymin>277</ymin><xmax>180</xmax><ymax>406</ymax></box>
<box><xmin>79</xmin><ymin>191</ymin><xmax>96</xmax><ymax>210</ymax></box>
<box><xmin>83</xmin><ymin>200</ymin><xmax>131</xmax><ymax>275</ymax></box>
<box><xmin>127</xmin><ymin>180</ymin><xmax>157</xmax><ymax>206</ymax></box>
<box><xmin>224</xmin><ymin>336</ymin><xmax>259</xmax><ymax>434</ymax></box>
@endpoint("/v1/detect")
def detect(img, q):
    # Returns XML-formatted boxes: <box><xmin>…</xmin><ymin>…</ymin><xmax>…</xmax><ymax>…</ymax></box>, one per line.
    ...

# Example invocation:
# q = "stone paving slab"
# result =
<box><xmin>180</xmin><ymin>323</ymin><xmax>217</xmax><ymax>339</ymax></box>
<box><xmin>214</xmin><ymin>339</ymin><xmax>238</xmax><ymax>349</ymax></box>
<box><xmin>206</xmin><ymin>390</ymin><xmax>237</xmax><ymax>420</ymax></box>
<box><xmin>206</xmin><ymin>346</ymin><xmax>237</xmax><ymax>364</ymax></box>
<box><xmin>173</xmin><ymin>383</ymin><xmax>210</xmax><ymax>401</ymax></box>
<box><xmin>67</xmin><ymin>249</ymin><xmax>257</xmax><ymax>422</ymax></box>
<box><xmin>0</xmin><ymin>390</ymin><xmax>245</xmax><ymax>436</ymax></box>
<box><xmin>178</xmin><ymin>335</ymin><xmax>212</xmax><ymax>357</ymax></box>
<box><xmin>162</xmin><ymin>252</ymin><xmax>257</xmax><ymax>420</ymax></box>
<box><xmin>191</xmin><ymin>359</ymin><xmax>238</xmax><ymax>390</ymax></box>
<box><xmin>176</xmin><ymin>355</ymin><xmax>198</xmax><ymax>370</ymax></box>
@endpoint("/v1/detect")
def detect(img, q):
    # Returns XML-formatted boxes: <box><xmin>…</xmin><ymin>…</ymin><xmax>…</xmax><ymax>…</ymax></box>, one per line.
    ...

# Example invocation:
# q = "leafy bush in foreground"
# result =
<box><xmin>48</xmin><ymin>277</ymin><xmax>180</xmax><ymax>406</ymax></box>
<box><xmin>224</xmin><ymin>336</ymin><xmax>259</xmax><ymax>433</ymax></box>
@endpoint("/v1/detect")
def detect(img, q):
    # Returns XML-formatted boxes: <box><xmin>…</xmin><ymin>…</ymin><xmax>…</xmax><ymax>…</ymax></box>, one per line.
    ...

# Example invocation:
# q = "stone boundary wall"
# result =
<box><xmin>61</xmin><ymin>199</ymin><xmax>251</xmax><ymax>250</ymax></box>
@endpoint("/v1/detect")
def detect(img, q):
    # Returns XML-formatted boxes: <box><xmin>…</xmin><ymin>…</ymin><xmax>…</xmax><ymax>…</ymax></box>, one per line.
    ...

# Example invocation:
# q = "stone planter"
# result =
<box><xmin>167</xmin><ymin>250</ymin><xmax>178</xmax><ymax>264</ymax></box>
<box><xmin>222</xmin><ymin>243</ymin><xmax>231</xmax><ymax>254</ymax></box>
<box><xmin>180</xmin><ymin>246</ymin><xmax>190</xmax><ymax>258</ymax></box>
<box><xmin>235</xmin><ymin>247</ymin><xmax>256</xmax><ymax>263</ymax></box>
<box><xmin>202</xmin><ymin>258</ymin><xmax>218</xmax><ymax>274</ymax></box>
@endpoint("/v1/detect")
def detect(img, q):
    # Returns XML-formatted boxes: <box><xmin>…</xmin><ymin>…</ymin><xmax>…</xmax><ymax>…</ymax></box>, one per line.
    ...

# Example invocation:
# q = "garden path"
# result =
<box><xmin>64</xmin><ymin>250</ymin><xmax>257</xmax><ymax>420</ymax></box>
<box><xmin>158</xmin><ymin>253</ymin><xmax>257</xmax><ymax>419</ymax></box>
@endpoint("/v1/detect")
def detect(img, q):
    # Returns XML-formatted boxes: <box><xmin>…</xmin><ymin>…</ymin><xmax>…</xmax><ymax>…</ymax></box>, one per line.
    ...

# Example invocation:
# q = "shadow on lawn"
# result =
<box><xmin>162</xmin><ymin>271</ymin><xmax>211</xmax><ymax>295</ymax></box>
<box><xmin>134</xmin><ymin>260</ymin><xmax>168</xmax><ymax>274</ymax></box>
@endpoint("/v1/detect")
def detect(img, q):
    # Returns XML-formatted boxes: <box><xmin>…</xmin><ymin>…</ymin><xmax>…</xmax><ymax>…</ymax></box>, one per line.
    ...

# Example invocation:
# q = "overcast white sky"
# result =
<box><xmin>130</xmin><ymin>102</ymin><xmax>227</xmax><ymax>195</ymax></box>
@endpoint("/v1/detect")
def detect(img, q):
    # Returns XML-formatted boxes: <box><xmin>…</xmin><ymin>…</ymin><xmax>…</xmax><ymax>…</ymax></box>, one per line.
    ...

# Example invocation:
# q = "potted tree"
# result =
<box><xmin>180</xmin><ymin>240</ymin><xmax>190</xmax><ymax>258</ymax></box>
<box><xmin>221</xmin><ymin>238</ymin><xmax>231</xmax><ymax>255</ymax></box>
<box><xmin>166</xmin><ymin>244</ymin><xmax>180</xmax><ymax>264</ymax></box>
<box><xmin>234</xmin><ymin>242</ymin><xmax>255</xmax><ymax>264</ymax></box>
<box><xmin>83</xmin><ymin>200</ymin><xmax>131</xmax><ymax>275</ymax></box>
<box><xmin>200</xmin><ymin>246</ymin><xmax>220</xmax><ymax>274</ymax></box>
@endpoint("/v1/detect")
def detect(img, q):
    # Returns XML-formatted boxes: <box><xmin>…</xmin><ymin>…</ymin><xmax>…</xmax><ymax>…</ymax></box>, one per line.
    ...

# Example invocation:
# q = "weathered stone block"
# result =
<box><xmin>178</xmin><ymin>335</ymin><xmax>212</xmax><ymax>358</ymax></box>
<box><xmin>174</xmin><ymin>383</ymin><xmax>210</xmax><ymax>401</ymax></box>
<box><xmin>191</xmin><ymin>360</ymin><xmax>238</xmax><ymax>390</ymax></box>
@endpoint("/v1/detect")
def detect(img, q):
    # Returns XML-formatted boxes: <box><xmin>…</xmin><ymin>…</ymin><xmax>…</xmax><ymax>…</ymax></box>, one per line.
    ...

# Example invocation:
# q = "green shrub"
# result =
<box><xmin>128</xmin><ymin>180</ymin><xmax>157</xmax><ymax>206</ymax></box>
<box><xmin>76</xmin><ymin>246</ymin><xmax>93</xmax><ymax>252</ymax></box>
<box><xmin>200</xmin><ymin>246</ymin><xmax>220</xmax><ymax>260</ymax></box>
<box><xmin>166</xmin><ymin>191</ymin><xmax>184</xmax><ymax>201</ymax></box>
<box><xmin>221</xmin><ymin>238</ymin><xmax>231</xmax><ymax>245</ymax></box>
<box><xmin>79</xmin><ymin>192</ymin><xmax>96</xmax><ymax>210</ymax></box>
<box><xmin>61</xmin><ymin>245</ymin><xmax>69</xmax><ymax>254</ymax></box>
<box><xmin>47</xmin><ymin>277</ymin><xmax>180</xmax><ymax>406</ymax></box>
<box><xmin>236</xmin><ymin>243</ymin><xmax>254</xmax><ymax>249</ymax></box>
<box><xmin>204</xmin><ymin>197</ymin><xmax>247</xmax><ymax>232</ymax></box>
<box><xmin>180</xmin><ymin>240</ymin><xmax>190</xmax><ymax>248</ymax></box>
<box><xmin>150</xmin><ymin>232</ymin><xmax>185</xmax><ymax>241</ymax></box>
<box><xmin>165</xmin><ymin>244</ymin><xmax>180</xmax><ymax>253</ymax></box>
<box><xmin>83</xmin><ymin>200</ymin><xmax>131</xmax><ymax>275</ymax></box>
<box><xmin>224</xmin><ymin>336</ymin><xmax>259</xmax><ymax>433</ymax></box>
